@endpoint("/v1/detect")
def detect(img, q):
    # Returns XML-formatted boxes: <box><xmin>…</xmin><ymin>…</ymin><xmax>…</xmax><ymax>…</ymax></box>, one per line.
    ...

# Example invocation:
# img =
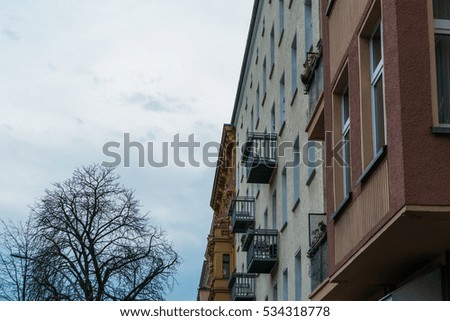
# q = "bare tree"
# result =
<box><xmin>0</xmin><ymin>164</ymin><xmax>180</xmax><ymax>301</ymax></box>
<box><xmin>0</xmin><ymin>218</ymin><xmax>37</xmax><ymax>301</ymax></box>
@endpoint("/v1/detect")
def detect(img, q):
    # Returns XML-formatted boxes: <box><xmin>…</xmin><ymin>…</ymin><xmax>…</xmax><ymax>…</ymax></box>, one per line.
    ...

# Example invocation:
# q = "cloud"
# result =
<box><xmin>2</xmin><ymin>28</ymin><xmax>20</xmax><ymax>41</ymax></box>
<box><xmin>122</xmin><ymin>92</ymin><xmax>195</xmax><ymax>113</ymax></box>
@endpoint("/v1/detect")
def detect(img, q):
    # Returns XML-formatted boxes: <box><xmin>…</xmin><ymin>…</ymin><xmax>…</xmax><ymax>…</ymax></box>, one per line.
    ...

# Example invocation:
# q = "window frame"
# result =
<box><xmin>222</xmin><ymin>254</ymin><xmax>230</xmax><ymax>279</ymax></box>
<box><xmin>341</xmin><ymin>86</ymin><xmax>351</xmax><ymax>197</ymax></box>
<box><xmin>369</xmin><ymin>20</ymin><xmax>386</xmax><ymax>155</ymax></box>
<box><xmin>433</xmin><ymin>1</ymin><xmax>450</xmax><ymax>126</ymax></box>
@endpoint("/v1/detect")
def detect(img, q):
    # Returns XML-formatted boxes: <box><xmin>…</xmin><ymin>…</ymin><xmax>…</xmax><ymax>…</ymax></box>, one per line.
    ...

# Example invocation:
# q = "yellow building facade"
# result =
<box><xmin>198</xmin><ymin>124</ymin><xmax>236</xmax><ymax>301</ymax></box>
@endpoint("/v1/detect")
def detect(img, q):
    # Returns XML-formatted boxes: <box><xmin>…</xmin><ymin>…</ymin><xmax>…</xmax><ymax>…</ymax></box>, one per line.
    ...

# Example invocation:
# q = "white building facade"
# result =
<box><xmin>229</xmin><ymin>0</ymin><xmax>325</xmax><ymax>301</ymax></box>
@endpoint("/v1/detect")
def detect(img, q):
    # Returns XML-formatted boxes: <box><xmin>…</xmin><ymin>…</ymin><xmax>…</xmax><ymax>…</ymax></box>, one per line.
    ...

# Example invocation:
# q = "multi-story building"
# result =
<box><xmin>197</xmin><ymin>260</ymin><xmax>210</xmax><ymax>301</ymax></box>
<box><xmin>310</xmin><ymin>0</ymin><xmax>450</xmax><ymax>300</ymax></box>
<box><xmin>227</xmin><ymin>0</ymin><xmax>325</xmax><ymax>301</ymax></box>
<box><xmin>197</xmin><ymin>125</ymin><xmax>236</xmax><ymax>301</ymax></box>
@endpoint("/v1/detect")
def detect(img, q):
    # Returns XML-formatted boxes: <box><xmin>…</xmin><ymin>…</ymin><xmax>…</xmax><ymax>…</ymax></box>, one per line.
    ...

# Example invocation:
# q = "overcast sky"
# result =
<box><xmin>0</xmin><ymin>0</ymin><xmax>253</xmax><ymax>300</ymax></box>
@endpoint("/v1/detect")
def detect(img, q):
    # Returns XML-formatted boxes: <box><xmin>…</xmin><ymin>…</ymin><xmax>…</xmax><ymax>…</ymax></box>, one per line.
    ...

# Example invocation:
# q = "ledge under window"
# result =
<box><xmin>280</xmin><ymin>221</ymin><xmax>288</xmax><ymax>233</ymax></box>
<box><xmin>432</xmin><ymin>126</ymin><xmax>450</xmax><ymax>135</ymax></box>
<box><xmin>269</xmin><ymin>63</ymin><xmax>275</xmax><ymax>80</ymax></box>
<box><xmin>279</xmin><ymin>121</ymin><xmax>286</xmax><ymax>137</ymax></box>
<box><xmin>278</xmin><ymin>29</ymin><xmax>285</xmax><ymax>47</ymax></box>
<box><xmin>292</xmin><ymin>198</ymin><xmax>300</xmax><ymax>212</ymax></box>
<box><xmin>356</xmin><ymin>145</ymin><xmax>387</xmax><ymax>185</ymax></box>
<box><xmin>331</xmin><ymin>192</ymin><xmax>352</xmax><ymax>221</ymax></box>
<box><xmin>306</xmin><ymin>169</ymin><xmax>316</xmax><ymax>187</ymax></box>
<box><xmin>290</xmin><ymin>87</ymin><xmax>298</xmax><ymax>106</ymax></box>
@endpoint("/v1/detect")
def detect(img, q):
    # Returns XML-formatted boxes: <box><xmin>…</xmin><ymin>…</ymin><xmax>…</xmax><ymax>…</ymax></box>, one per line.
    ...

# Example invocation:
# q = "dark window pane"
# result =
<box><xmin>435</xmin><ymin>34</ymin><xmax>450</xmax><ymax>124</ymax></box>
<box><xmin>342</xmin><ymin>88</ymin><xmax>350</xmax><ymax>127</ymax></box>
<box><xmin>371</xmin><ymin>24</ymin><xmax>382</xmax><ymax>73</ymax></box>
<box><xmin>223</xmin><ymin>254</ymin><xmax>230</xmax><ymax>279</ymax></box>
<box><xmin>434</xmin><ymin>0</ymin><xmax>450</xmax><ymax>20</ymax></box>
<box><xmin>374</xmin><ymin>76</ymin><xmax>385</xmax><ymax>151</ymax></box>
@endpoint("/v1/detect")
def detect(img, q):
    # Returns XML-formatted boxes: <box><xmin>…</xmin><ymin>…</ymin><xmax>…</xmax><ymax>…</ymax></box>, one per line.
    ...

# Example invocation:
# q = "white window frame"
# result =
<box><xmin>369</xmin><ymin>20</ymin><xmax>386</xmax><ymax>155</ymax></box>
<box><xmin>341</xmin><ymin>86</ymin><xmax>351</xmax><ymax>197</ymax></box>
<box><xmin>434</xmin><ymin>2</ymin><xmax>450</xmax><ymax>125</ymax></box>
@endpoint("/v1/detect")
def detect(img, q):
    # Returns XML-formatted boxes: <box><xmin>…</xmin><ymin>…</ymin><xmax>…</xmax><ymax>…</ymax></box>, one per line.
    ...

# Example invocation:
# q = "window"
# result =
<box><xmin>281</xmin><ymin>168</ymin><xmax>287</xmax><ymax>227</ymax></box>
<box><xmin>291</xmin><ymin>34</ymin><xmax>298</xmax><ymax>97</ymax></box>
<box><xmin>279</xmin><ymin>0</ymin><xmax>285</xmax><ymax>40</ymax></box>
<box><xmin>272</xmin><ymin>190</ymin><xmax>277</xmax><ymax>229</ymax></box>
<box><xmin>282</xmin><ymin>268</ymin><xmax>288</xmax><ymax>300</ymax></box>
<box><xmin>295</xmin><ymin>251</ymin><xmax>302</xmax><ymax>300</ymax></box>
<box><xmin>256</xmin><ymin>86</ymin><xmax>260</xmax><ymax>126</ymax></box>
<box><xmin>262</xmin><ymin>17</ymin><xmax>266</xmax><ymax>37</ymax></box>
<box><xmin>359</xmin><ymin>2</ymin><xmax>385</xmax><ymax>169</ymax></box>
<box><xmin>370</xmin><ymin>21</ymin><xmax>385</xmax><ymax>154</ymax></box>
<box><xmin>305</xmin><ymin>0</ymin><xmax>313</xmax><ymax>54</ymax></box>
<box><xmin>250</xmin><ymin>107</ymin><xmax>254</xmax><ymax>131</ymax></box>
<box><xmin>293</xmin><ymin>137</ymin><xmax>301</xmax><ymax>204</ymax></box>
<box><xmin>273</xmin><ymin>283</ymin><xmax>278</xmax><ymax>301</ymax></box>
<box><xmin>263</xmin><ymin>58</ymin><xmax>267</xmax><ymax>100</ymax></box>
<box><xmin>264</xmin><ymin>209</ymin><xmax>269</xmax><ymax>229</ymax></box>
<box><xmin>270</xmin><ymin>25</ymin><xmax>275</xmax><ymax>72</ymax></box>
<box><xmin>341</xmin><ymin>86</ymin><xmax>351</xmax><ymax>196</ymax></box>
<box><xmin>310</xmin><ymin>239</ymin><xmax>328</xmax><ymax>291</ymax></box>
<box><xmin>222</xmin><ymin>254</ymin><xmax>230</xmax><ymax>279</ymax></box>
<box><xmin>280</xmin><ymin>73</ymin><xmax>286</xmax><ymax>129</ymax></box>
<box><xmin>332</xmin><ymin>65</ymin><xmax>349</xmax><ymax>208</ymax></box>
<box><xmin>271</xmin><ymin>103</ymin><xmax>276</xmax><ymax>132</ymax></box>
<box><xmin>434</xmin><ymin>0</ymin><xmax>450</xmax><ymax>124</ymax></box>
<box><xmin>237</xmin><ymin>140</ymin><xmax>241</xmax><ymax>192</ymax></box>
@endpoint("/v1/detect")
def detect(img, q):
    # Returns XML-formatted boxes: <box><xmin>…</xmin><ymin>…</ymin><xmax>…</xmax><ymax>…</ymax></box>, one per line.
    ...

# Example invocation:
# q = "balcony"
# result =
<box><xmin>302</xmin><ymin>40</ymin><xmax>324</xmax><ymax>141</ymax></box>
<box><xmin>241</xmin><ymin>132</ymin><xmax>277</xmax><ymax>184</ymax></box>
<box><xmin>229</xmin><ymin>273</ymin><xmax>257</xmax><ymax>301</ymax></box>
<box><xmin>229</xmin><ymin>197</ymin><xmax>255</xmax><ymax>233</ymax></box>
<box><xmin>307</xmin><ymin>220</ymin><xmax>328</xmax><ymax>291</ymax></box>
<box><xmin>243</xmin><ymin>229</ymin><xmax>278</xmax><ymax>273</ymax></box>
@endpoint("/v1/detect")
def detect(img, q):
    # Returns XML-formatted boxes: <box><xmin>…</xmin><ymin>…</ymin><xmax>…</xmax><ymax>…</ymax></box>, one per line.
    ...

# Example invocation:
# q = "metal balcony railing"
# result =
<box><xmin>241</xmin><ymin>132</ymin><xmax>277</xmax><ymax>184</ymax></box>
<box><xmin>307</xmin><ymin>220</ymin><xmax>328</xmax><ymax>291</ymax></box>
<box><xmin>229</xmin><ymin>197</ymin><xmax>255</xmax><ymax>233</ymax></box>
<box><xmin>229</xmin><ymin>273</ymin><xmax>257</xmax><ymax>301</ymax></box>
<box><xmin>243</xmin><ymin>229</ymin><xmax>278</xmax><ymax>273</ymax></box>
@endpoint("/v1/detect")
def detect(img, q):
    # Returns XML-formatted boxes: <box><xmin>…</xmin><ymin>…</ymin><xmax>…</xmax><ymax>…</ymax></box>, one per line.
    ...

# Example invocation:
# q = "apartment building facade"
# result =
<box><xmin>228</xmin><ymin>0</ymin><xmax>325</xmax><ymax>301</ymax></box>
<box><xmin>198</xmin><ymin>125</ymin><xmax>236</xmax><ymax>301</ymax></box>
<box><xmin>310</xmin><ymin>0</ymin><xmax>450</xmax><ymax>300</ymax></box>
